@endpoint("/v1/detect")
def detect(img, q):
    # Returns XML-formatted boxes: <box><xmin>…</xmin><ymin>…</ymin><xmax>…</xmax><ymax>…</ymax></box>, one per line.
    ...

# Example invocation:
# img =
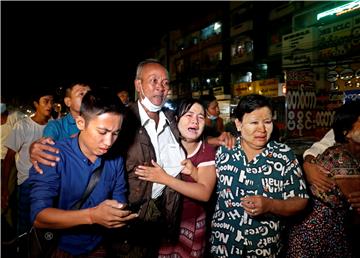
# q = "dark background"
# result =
<box><xmin>2</xmin><ymin>1</ymin><xmax>226</xmax><ymax>102</ymax></box>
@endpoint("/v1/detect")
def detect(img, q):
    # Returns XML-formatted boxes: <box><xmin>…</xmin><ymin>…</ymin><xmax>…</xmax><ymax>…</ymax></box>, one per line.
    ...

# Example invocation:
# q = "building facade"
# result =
<box><xmin>152</xmin><ymin>1</ymin><xmax>360</xmax><ymax>141</ymax></box>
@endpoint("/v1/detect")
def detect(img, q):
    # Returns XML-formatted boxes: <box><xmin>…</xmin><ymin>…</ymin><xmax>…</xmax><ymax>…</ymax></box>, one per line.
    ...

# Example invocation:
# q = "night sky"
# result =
<box><xmin>2</xmin><ymin>1</ymin><xmax>225</xmax><ymax>103</ymax></box>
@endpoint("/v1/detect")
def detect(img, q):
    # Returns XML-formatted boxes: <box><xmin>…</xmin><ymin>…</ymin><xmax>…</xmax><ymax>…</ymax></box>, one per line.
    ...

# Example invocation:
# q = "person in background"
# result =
<box><xmin>135</xmin><ymin>98</ymin><xmax>216</xmax><ymax>257</ymax></box>
<box><xmin>29</xmin><ymin>81</ymin><xmax>91</xmax><ymax>172</ymax></box>
<box><xmin>286</xmin><ymin>100</ymin><xmax>360</xmax><ymax>258</ymax></box>
<box><xmin>43</xmin><ymin>81</ymin><xmax>91</xmax><ymax>141</ymax></box>
<box><xmin>224</xmin><ymin>118</ymin><xmax>238</xmax><ymax>138</ymax></box>
<box><xmin>200</xmin><ymin>94</ymin><xmax>224</xmax><ymax>137</ymax></box>
<box><xmin>29</xmin><ymin>88</ymin><xmax>137</xmax><ymax>257</ymax></box>
<box><xmin>1</xmin><ymin>97</ymin><xmax>26</xmax><ymax>241</ymax></box>
<box><xmin>51</xmin><ymin>102</ymin><xmax>63</xmax><ymax>120</ymax></box>
<box><xmin>2</xmin><ymin>89</ymin><xmax>54</xmax><ymax>240</ymax></box>
<box><xmin>210</xmin><ymin>94</ymin><xmax>309</xmax><ymax>258</ymax></box>
<box><xmin>1</xmin><ymin>97</ymin><xmax>26</xmax><ymax>207</ymax></box>
<box><xmin>117</xmin><ymin>89</ymin><xmax>130</xmax><ymax>107</ymax></box>
<box><xmin>1</xmin><ymin>97</ymin><xmax>26</xmax><ymax>162</ymax></box>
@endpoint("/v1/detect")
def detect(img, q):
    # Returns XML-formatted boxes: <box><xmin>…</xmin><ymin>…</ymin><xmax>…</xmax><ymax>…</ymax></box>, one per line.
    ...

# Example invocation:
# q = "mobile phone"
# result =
<box><xmin>126</xmin><ymin>200</ymin><xmax>146</xmax><ymax>213</ymax></box>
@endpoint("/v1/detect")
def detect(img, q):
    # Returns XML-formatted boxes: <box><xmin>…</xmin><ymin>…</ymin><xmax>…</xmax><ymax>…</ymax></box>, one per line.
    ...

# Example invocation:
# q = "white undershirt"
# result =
<box><xmin>4</xmin><ymin>117</ymin><xmax>47</xmax><ymax>185</ymax></box>
<box><xmin>303</xmin><ymin>129</ymin><xmax>335</xmax><ymax>159</ymax></box>
<box><xmin>138</xmin><ymin>101</ymin><xmax>185</xmax><ymax>198</ymax></box>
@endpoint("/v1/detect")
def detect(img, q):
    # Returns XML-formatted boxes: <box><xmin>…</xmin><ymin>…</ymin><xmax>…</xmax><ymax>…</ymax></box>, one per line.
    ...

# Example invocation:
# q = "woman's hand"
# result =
<box><xmin>181</xmin><ymin>159</ymin><xmax>198</xmax><ymax>181</ymax></box>
<box><xmin>135</xmin><ymin>159</ymin><xmax>169</xmax><ymax>184</ymax></box>
<box><xmin>207</xmin><ymin>132</ymin><xmax>236</xmax><ymax>149</ymax></box>
<box><xmin>241</xmin><ymin>195</ymin><xmax>308</xmax><ymax>217</ymax></box>
<box><xmin>241</xmin><ymin>195</ymin><xmax>272</xmax><ymax>217</ymax></box>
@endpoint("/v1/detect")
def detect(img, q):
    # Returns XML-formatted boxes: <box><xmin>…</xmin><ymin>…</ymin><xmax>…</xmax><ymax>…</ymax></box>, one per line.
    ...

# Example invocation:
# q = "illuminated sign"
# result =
<box><xmin>232</xmin><ymin>79</ymin><xmax>279</xmax><ymax>97</ymax></box>
<box><xmin>317</xmin><ymin>0</ymin><xmax>360</xmax><ymax>21</ymax></box>
<box><xmin>255</xmin><ymin>79</ymin><xmax>279</xmax><ymax>97</ymax></box>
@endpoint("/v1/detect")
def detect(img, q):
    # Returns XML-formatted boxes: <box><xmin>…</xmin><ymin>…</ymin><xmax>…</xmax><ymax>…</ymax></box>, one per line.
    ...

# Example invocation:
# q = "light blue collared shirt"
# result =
<box><xmin>43</xmin><ymin>113</ymin><xmax>79</xmax><ymax>141</ymax></box>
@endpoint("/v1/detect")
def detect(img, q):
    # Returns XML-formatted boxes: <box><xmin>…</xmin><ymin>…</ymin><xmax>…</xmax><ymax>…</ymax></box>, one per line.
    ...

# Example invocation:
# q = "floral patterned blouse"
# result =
<box><xmin>311</xmin><ymin>143</ymin><xmax>360</xmax><ymax>208</ymax></box>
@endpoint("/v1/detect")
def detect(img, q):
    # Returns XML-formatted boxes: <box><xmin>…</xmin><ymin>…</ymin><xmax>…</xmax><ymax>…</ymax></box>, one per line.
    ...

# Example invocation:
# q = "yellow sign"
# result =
<box><xmin>232</xmin><ymin>82</ymin><xmax>254</xmax><ymax>96</ymax></box>
<box><xmin>255</xmin><ymin>79</ymin><xmax>279</xmax><ymax>97</ymax></box>
<box><xmin>232</xmin><ymin>79</ymin><xmax>279</xmax><ymax>97</ymax></box>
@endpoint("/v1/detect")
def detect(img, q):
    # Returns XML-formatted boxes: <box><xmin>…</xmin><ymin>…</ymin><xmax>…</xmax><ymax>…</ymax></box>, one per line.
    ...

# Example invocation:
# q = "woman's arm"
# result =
<box><xmin>241</xmin><ymin>195</ymin><xmax>308</xmax><ymax>217</ymax></box>
<box><xmin>207</xmin><ymin>131</ymin><xmax>235</xmax><ymax>149</ymax></box>
<box><xmin>303</xmin><ymin>155</ymin><xmax>334</xmax><ymax>192</ymax></box>
<box><xmin>135</xmin><ymin>159</ymin><xmax>216</xmax><ymax>202</ymax></box>
<box><xmin>241</xmin><ymin>143</ymin><xmax>309</xmax><ymax>217</ymax></box>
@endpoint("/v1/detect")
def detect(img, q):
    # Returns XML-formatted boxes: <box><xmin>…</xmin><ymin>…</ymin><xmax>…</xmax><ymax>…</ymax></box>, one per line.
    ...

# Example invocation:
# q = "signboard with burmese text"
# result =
<box><xmin>318</xmin><ymin>16</ymin><xmax>360</xmax><ymax>60</ymax></box>
<box><xmin>255</xmin><ymin>79</ymin><xmax>279</xmax><ymax>97</ymax></box>
<box><xmin>232</xmin><ymin>79</ymin><xmax>279</xmax><ymax>97</ymax></box>
<box><xmin>282</xmin><ymin>27</ymin><xmax>317</xmax><ymax>68</ymax></box>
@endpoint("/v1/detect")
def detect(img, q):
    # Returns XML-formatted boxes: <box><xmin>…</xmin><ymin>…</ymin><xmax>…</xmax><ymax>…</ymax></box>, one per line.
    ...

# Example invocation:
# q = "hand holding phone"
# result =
<box><xmin>126</xmin><ymin>203</ymin><xmax>140</xmax><ymax>213</ymax></box>
<box><xmin>126</xmin><ymin>199</ymin><xmax>146</xmax><ymax>213</ymax></box>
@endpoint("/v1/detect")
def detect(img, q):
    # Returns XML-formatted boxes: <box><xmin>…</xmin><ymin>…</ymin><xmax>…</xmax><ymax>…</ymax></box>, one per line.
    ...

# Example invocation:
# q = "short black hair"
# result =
<box><xmin>234</xmin><ymin>94</ymin><xmax>273</xmax><ymax>121</ymax></box>
<box><xmin>333</xmin><ymin>100</ymin><xmax>360</xmax><ymax>143</ymax></box>
<box><xmin>32</xmin><ymin>88</ymin><xmax>54</xmax><ymax>103</ymax></box>
<box><xmin>199</xmin><ymin>94</ymin><xmax>217</xmax><ymax>110</ymax></box>
<box><xmin>80</xmin><ymin>87</ymin><xmax>125</xmax><ymax>123</ymax></box>
<box><xmin>65</xmin><ymin>81</ymin><xmax>92</xmax><ymax>98</ymax></box>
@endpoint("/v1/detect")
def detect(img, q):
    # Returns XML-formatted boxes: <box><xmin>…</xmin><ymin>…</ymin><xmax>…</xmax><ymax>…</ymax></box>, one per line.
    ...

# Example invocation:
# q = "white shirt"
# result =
<box><xmin>1</xmin><ymin>110</ymin><xmax>25</xmax><ymax>159</ymax></box>
<box><xmin>303</xmin><ymin>129</ymin><xmax>335</xmax><ymax>159</ymax></box>
<box><xmin>138</xmin><ymin>101</ymin><xmax>185</xmax><ymax>198</ymax></box>
<box><xmin>4</xmin><ymin>117</ymin><xmax>47</xmax><ymax>185</ymax></box>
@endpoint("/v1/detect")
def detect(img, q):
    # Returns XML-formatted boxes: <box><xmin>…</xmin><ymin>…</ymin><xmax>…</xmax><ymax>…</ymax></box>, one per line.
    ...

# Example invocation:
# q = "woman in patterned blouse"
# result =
<box><xmin>210</xmin><ymin>94</ymin><xmax>309</xmax><ymax>258</ymax></box>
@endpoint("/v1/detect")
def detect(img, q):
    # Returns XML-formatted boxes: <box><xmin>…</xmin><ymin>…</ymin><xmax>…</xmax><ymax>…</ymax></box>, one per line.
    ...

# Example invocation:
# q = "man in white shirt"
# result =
<box><xmin>1</xmin><ymin>104</ymin><xmax>26</xmax><ymax>160</ymax></box>
<box><xmin>2</xmin><ymin>90</ymin><xmax>53</xmax><ymax>237</ymax></box>
<box><xmin>1</xmin><ymin>98</ymin><xmax>26</xmax><ymax>240</ymax></box>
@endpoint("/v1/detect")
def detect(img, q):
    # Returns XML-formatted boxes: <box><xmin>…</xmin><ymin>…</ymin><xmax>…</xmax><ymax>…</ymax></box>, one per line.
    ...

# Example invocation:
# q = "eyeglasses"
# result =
<box><xmin>141</xmin><ymin>76</ymin><xmax>170</xmax><ymax>89</ymax></box>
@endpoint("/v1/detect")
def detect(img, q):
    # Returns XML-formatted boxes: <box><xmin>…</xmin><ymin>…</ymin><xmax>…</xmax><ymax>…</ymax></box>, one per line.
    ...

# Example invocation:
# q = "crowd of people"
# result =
<box><xmin>1</xmin><ymin>58</ymin><xmax>360</xmax><ymax>258</ymax></box>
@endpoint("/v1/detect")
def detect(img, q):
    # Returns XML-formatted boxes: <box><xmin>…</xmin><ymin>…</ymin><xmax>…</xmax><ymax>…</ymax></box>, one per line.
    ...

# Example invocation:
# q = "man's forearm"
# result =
<box><xmin>34</xmin><ymin>208</ymin><xmax>92</xmax><ymax>229</ymax></box>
